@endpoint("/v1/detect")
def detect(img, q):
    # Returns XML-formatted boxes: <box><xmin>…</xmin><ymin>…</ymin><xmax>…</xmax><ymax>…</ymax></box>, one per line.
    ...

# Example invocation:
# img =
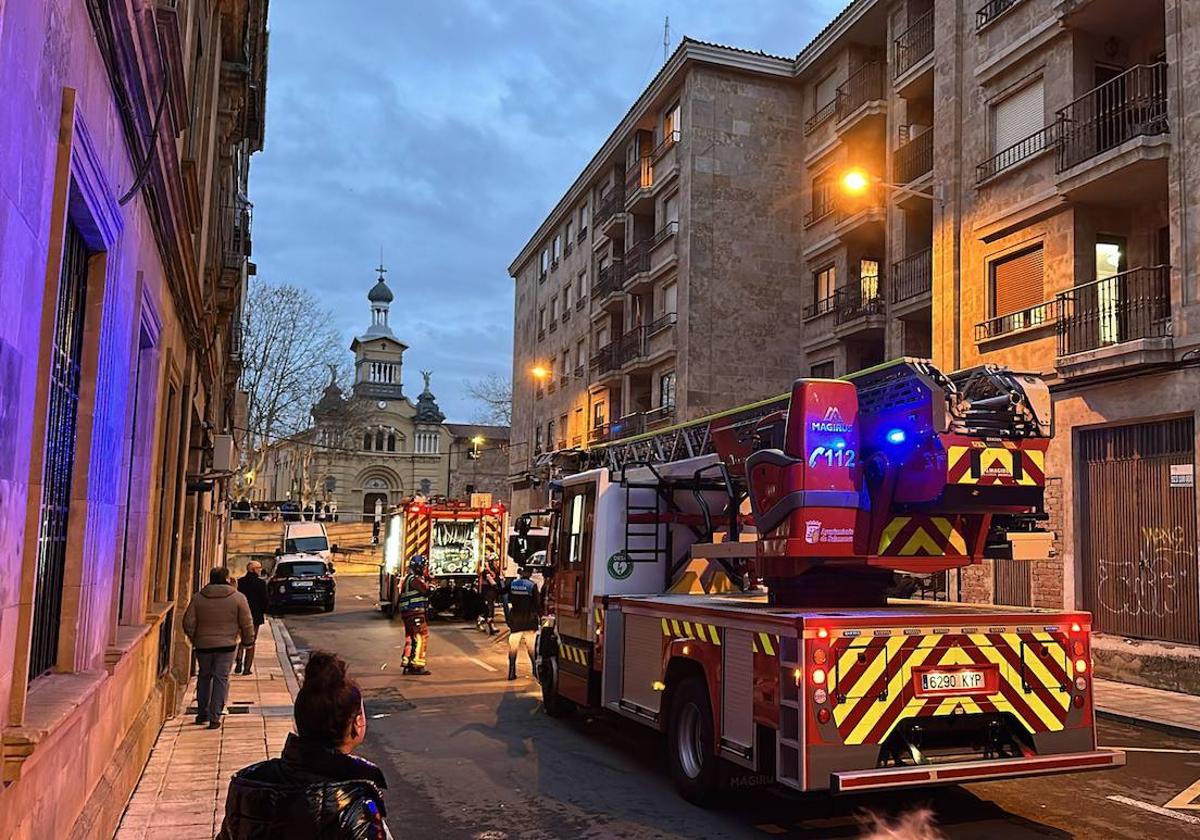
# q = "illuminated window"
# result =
<box><xmin>659</xmin><ymin>370</ymin><xmax>676</xmax><ymax>409</ymax></box>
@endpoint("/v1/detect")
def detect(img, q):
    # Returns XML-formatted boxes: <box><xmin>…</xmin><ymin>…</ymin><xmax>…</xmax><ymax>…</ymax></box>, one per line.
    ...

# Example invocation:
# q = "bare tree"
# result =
<box><xmin>465</xmin><ymin>373</ymin><xmax>513</xmax><ymax>426</ymax></box>
<box><xmin>239</xmin><ymin>278</ymin><xmax>346</xmax><ymax>486</ymax></box>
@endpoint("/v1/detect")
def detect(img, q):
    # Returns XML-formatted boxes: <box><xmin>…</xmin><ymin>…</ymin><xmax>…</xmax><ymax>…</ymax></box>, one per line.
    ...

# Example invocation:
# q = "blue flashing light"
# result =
<box><xmin>833</xmin><ymin>439</ymin><xmax>846</xmax><ymax>450</ymax></box>
<box><xmin>885</xmin><ymin>428</ymin><xmax>907</xmax><ymax>445</ymax></box>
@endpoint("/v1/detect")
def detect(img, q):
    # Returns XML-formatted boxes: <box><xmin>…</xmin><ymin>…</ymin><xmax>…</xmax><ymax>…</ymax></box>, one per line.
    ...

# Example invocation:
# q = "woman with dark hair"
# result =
<box><xmin>218</xmin><ymin>651</ymin><xmax>391</xmax><ymax>839</ymax></box>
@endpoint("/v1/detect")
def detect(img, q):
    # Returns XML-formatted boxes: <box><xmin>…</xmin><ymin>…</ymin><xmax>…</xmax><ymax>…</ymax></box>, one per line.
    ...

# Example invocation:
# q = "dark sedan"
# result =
<box><xmin>268</xmin><ymin>557</ymin><xmax>336</xmax><ymax>613</ymax></box>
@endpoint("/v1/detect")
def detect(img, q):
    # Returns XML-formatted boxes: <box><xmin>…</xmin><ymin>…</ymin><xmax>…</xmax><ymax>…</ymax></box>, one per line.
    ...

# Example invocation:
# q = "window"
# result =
<box><xmin>663</xmin><ymin>101</ymin><xmax>681</xmax><ymax>140</ymax></box>
<box><xmin>559</xmin><ymin>484</ymin><xmax>595</xmax><ymax>572</ymax></box>
<box><xmin>859</xmin><ymin>259</ymin><xmax>880</xmax><ymax>301</ymax></box>
<box><xmin>815</xmin><ymin>71</ymin><xmax>839</xmax><ymax>112</ymax></box>
<box><xmin>546</xmin><ymin>420</ymin><xmax>555</xmax><ymax>450</ymax></box>
<box><xmin>30</xmin><ymin>219</ymin><xmax>91</xmax><ymax>680</ymax></box>
<box><xmin>815</xmin><ymin>265</ymin><xmax>836</xmax><ymax>303</ymax></box>
<box><xmin>534</xmin><ymin>423</ymin><xmax>543</xmax><ymax>454</ymax></box>
<box><xmin>990</xmin><ymin>244</ymin><xmax>1044</xmax><ymax>317</ymax></box>
<box><xmin>550</xmin><ymin>295</ymin><xmax>559</xmax><ymax>320</ymax></box>
<box><xmin>578</xmin><ymin>203</ymin><xmax>589</xmax><ymax>237</ymax></box>
<box><xmin>811</xmin><ymin>360</ymin><xmax>836</xmax><ymax>379</ymax></box>
<box><xmin>363</xmin><ymin>431</ymin><xmax>372</xmax><ymax>450</ymax></box>
<box><xmin>597</xmin><ymin>324</ymin><xmax>610</xmax><ymax>348</ymax></box>
<box><xmin>561</xmin><ymin>351</ymin><xmax>570</xmax><ymax>377</ymax></box>
<box><xmin>540</xmin><ymin>248</ymin><xmax>549</xmax><ymax>276</ymax></box>
<box><xmin>575</xmin><ymin>339</ymin><xmax>586</xmax><ymax>370</ymax></box>
<box><xmin>553</xmin><ymin>234</ymin><xmax>562</xmax><ymax>263</ymax></box>
<box><xmin>663</xmin><ymin>192</ymin><xmax>679</xmax><ymax>227</ymax></box>
<box><xmin>576</xmin><ymin>268</ymin><xmax>587</xmax><ymax>301</ymax></box>
<box><xmin>1096</xmin><ymin>237</ymin><xmax>1127</xmax><ymax>346</ymax></box>
<box><xmin>991</xmin><ymin>78</ymin><xmax>1043</xmax><ymax>155</ymax></box>
<box><xmin>662</xmin><ymin>281</ymin><xmax>678</xmax><ymax>315</ymax></box>
<box><xmin>538</xmin><ymin>306</ymin><xmax>546</xmax><ymax>333</ymax></box>
<box><xmin>565</xmin><ymin>220</ymin><xmax>573</xmax><ymax>243</ymax></box>
<box><xmin>387</xmin><ymin>432</ymin><xmax>396</xmax><ymax>452</ymax></box>
<box><xmin>659</xmin><ymin>370</ymin><xmax>677</xmax><ymax>409</ymax></box>
<box><xmin>593</xmin><ymin>401</ymin><xmax>606</xmax><ymax>428</ymax></box>
<box><xmin>375</xmin><ymin>429</ymin><xmax>385</xmax><ymax>451</ymax></box>
<box><xmin>564</xmin><ymin>283</ymin><xmax>572</xmax><ymax>311</ymax></box>
<box><xmin>558</xmin><ymin>413</ymin><xmax>568</xmax><ymax>445</ymax></box>
<box><xmin>415</xmin><ymin>430</ymin><xmax>440</xmax><ymax>454</ymax></box>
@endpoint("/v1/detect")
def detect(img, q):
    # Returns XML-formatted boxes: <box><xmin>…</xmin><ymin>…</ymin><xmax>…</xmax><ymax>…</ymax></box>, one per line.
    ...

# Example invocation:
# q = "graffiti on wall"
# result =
<box><xmin>1097</xmin><ymin>526</ymin><xmax>1193</xmax><ymax>618</ymax></box>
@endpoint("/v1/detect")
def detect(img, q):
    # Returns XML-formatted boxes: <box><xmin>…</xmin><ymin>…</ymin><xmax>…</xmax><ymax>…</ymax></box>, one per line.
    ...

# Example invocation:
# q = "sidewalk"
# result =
<box><xmin>1094</xmin><ymin>677</ymin><xmax>1200</xmax><ymax>738</ymax></box>
<box><xmin>113</xmin><ymin>621</ymin><xmax>297</xmax><ymax>840</ymax></box>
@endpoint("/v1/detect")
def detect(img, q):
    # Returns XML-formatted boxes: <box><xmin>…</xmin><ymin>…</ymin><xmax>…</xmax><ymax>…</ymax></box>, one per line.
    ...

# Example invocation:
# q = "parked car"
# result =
<box><xmin>268</xmin><ymin>555</ymin><xmax>336</xmax><ymax>613</ymax></box>
<box><xmin>282</xmin><ymin>521</ymin><xmax>335</xmax><ymax>561</ymax></box>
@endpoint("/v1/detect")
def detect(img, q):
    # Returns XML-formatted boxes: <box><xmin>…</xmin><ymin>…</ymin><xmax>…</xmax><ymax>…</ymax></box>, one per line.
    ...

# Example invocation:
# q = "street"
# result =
<box><xmin>281</xmin><ymin>577</ymin><xmax>1200</xmax><ymax>840</ymax></box>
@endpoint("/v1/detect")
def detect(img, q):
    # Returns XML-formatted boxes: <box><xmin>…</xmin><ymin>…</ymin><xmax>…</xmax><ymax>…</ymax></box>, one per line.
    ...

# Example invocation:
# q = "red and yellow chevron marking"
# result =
<box><xmin>481</xmin><ymin>515</ymin><xmax>505</xmax><ymax>561</ymax></box>
<box><xmin>404</xmin><ymin>514</ymin><xmax>431</xmax><ymax>560</ymax></box>
<box><xmin>947</xmin><ymin>444</ymin><xmax>1045</xmax><ymax>487</ymax></box>
<box><xmin>877</xmin><ymin>516</ymin><xmax>969</xmax><ymax>556</ymax></box>
<box><xmin>661</xmin><ymin>618</ymin><xmax>722</xmax><ymax>645</ymax></box>
<box><xmin>829</xmin><ymin>631</ymin><xmax>1071</xmax><ymax>746</ymax></box>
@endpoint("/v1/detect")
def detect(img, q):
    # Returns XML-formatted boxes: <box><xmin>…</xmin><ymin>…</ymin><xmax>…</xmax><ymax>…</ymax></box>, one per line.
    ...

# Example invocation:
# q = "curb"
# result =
<box><xmin>269</xmin><ymin>617</ymin><xmax>304</xmax><ymax>699</ymax></box>
<box><xmin>1096</xmin><ymin>707</ymin><xmax>1200</xmax><ymax>741</ymax></box>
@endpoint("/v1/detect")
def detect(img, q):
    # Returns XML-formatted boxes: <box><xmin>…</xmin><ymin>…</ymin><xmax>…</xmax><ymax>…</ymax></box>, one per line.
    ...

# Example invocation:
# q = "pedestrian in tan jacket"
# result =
<box><xmin>184</xmin><ymin>567</ymin><xmax>255</xmax><ymax>729</ymax></box>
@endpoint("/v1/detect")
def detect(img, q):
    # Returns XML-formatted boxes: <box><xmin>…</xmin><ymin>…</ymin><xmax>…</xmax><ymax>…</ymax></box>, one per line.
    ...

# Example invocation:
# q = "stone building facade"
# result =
<box><xmin>0</xmin><ymin>0</ymin><xmax>268</xmax><ymax>837</ymax></box>
<box><xmin>510</xmin><ymin>2</ymin><xmax>1200</xmax><ymax>691</ymax></box>
<box><xmin>255</xmin><ymin>273</ymin><xmax>510</xmax><ymax>517</ymax></box>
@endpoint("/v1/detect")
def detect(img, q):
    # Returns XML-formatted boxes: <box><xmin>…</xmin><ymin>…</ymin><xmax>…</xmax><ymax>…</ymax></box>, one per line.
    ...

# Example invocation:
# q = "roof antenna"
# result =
<box><xmin>663</xmin><ymin>15</ymin><xmax>670</xmax><ymax>63</ymax></box>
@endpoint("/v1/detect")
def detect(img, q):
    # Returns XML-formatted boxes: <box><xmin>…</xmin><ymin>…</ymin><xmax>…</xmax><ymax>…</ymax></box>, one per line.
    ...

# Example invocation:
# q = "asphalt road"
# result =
<box><xmin>281</xmin><ymin>576</ymin><xmax>1200</xmax><ymax>839</ymax></box>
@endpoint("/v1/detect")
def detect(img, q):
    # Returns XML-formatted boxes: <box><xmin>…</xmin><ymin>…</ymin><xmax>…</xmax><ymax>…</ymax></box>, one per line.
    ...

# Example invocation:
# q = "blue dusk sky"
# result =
<box><xmin>249</xmin><ymin>0</ymin><xmax>847</xmax><ymax>422</ymax></box>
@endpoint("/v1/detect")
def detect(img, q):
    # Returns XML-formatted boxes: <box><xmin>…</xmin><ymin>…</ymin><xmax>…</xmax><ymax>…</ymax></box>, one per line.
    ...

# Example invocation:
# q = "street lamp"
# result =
<box><xmin>469</xmin><ymin>434</ymin><xmax>484</xmax><ymax>460</ymax></box>
<box><xmin>839</xmin><ymin>166</ymin><xmax>943</xmax><ymax>204</ymax></box>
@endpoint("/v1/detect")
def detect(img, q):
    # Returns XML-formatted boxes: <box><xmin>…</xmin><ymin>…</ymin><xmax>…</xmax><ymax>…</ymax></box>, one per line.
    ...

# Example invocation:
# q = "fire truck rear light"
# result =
<box><xmin>792</xmin><ymin>668</ymin><xmax>802</xmax><ymax>683</ymax></box>
<box><xmin>1073</xmin><ymin>694</ymin><xmax>1085</xmax><ymax>708</ymax></box>
<box><xmin>812</xmin><ymin>648</ymin><xmax>828</xmax><ymax>665</ymax></box>
<box><xmin>682</xmin><ymin>645</ymin><xmax>690</xmax><ymax>656</ymax></box>
<box><xmin>1071</xmin><ymin>622</ymin><xmax>1082</xmax><ymax>633</ymax></box>
<box><xmin>817</xmin><ymin>708</ymin><xmax>831</xmax><ymax>724</ymax></box>
<box><xmin>814</xmin><ymin>688</ymin><xmax>828</xmax><ymax>705</ymax></box>
<box><xmin>816</xmin><ymin>628</ymin><xmax>829</xmax><ymax>639</ymax></box>
<box><xmin>1075</xmin><ymin>676</ymin><xmax>1087</xmax><ymax>691</ymax></box>
<box><xmin>811</xmin><ymin>668</ymin><xmax>826</xmax><ymax>686</ymax></box>
<box><xmin>652</xmin><ymin>681</ymin><xmax>665</xmax><ymax>691</ymax></box>
<box><xmin>1071</xmin><ymin>640</ymin><xmax>1085</xmax><ymax>656</ymax></box>
<box><xmin>1074</xmin><ymin>659</ymin><xmax>1088</xmax><ymax>674</ymax></box>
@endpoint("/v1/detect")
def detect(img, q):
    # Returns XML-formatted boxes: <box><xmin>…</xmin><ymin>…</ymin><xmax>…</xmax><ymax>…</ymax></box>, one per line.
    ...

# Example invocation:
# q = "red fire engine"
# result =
<box><xmin>533</xmin><ymin>359</ymin><xmax>1123</xmax><ymax>803</ymax></box>
<box><xmin>378</xmin><ymin>496</ymin><xmax>507</xmax><ymax>618</ymax></box>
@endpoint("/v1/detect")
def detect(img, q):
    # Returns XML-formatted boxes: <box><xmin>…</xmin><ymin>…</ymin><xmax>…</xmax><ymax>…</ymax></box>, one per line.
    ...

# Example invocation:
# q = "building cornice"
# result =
<box><xmin>792</xmin><ymin>0</ymin><xmax>877</xmax><ymax>78</ymax></box>
<box><xmin>507</xmin><ymin>37</ymin><xmax>793</xmax><ymax>277</ymax></box>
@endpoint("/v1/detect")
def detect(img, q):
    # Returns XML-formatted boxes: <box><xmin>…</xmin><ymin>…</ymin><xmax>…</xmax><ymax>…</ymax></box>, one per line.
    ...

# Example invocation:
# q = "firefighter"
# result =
<box><xmin>476</xmin><ymin>553</ymin><xmax>504</xmax><ymax>635</ymax></box>
<box><xmin>399</xmin><ymin>555</ymin><xmax>432</xmax><ymax>675</ymax></box>
<box><xmin>503</xmin><ymin>566</ymin><xmax>541</xmax><ymax>681</ymax></box>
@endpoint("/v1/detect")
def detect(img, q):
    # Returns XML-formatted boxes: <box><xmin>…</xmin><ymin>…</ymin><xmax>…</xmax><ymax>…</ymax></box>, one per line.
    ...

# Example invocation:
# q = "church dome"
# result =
<box><xmin>368</xmin><ymin>276</ymin><xmax>394</xmax><ymax>303</ymax></box>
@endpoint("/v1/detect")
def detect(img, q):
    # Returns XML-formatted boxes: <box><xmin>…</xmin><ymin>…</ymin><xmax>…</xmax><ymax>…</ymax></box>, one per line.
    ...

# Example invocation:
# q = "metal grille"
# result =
<box><xmin>1057</xmin><ymin>64</ymin><xmax>1168</xmax><ymax>172</ymax></box>
<box><xmin>994</xmin><ymin>559</ymin><xmax>1031</xmax><ymax>606</ymax></box>
<box><xmin>29</xmin><ymin>221</ymin><xmax>90</xmax><ymax>681</ymax></box>
<box><xmin>1080</xmin><ymin>417</ymin><xmax>1198</xmax><ymax>644</ymax></box>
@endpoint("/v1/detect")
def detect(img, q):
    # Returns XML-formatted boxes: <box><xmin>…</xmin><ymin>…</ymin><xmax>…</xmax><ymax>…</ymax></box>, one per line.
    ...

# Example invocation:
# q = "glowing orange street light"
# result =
<box><xmin>530</xmin><ymin>365</ymin><xmax>550</xmax><ymax>380</ymax></box>
<box><xmin>841</xmin><ymin>167</ymin><xmax>872</xmax><ymax>196</ymax></box>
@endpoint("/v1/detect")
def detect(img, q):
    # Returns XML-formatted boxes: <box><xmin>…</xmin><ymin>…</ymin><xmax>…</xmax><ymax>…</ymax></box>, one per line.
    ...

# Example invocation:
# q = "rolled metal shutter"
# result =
<box><xmin>992</xmin><ymin>245</ymin><xmax>1044</xmax><ymax>316</ymax></box>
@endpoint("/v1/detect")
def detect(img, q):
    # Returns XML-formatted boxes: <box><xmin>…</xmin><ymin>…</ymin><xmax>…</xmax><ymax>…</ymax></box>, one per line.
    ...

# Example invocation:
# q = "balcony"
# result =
<box><xmin>1056</xmin><ymin>266</ymin><xmax>1172</xmax><ymax>368</ymax></box>
<box><xmin>630</xmin><ymin>313</ymin><xmax>678</xmax><ymax>370</ymax></box>
<box><xmin>803</xmin><ymin>294</ymin><xmax>837</xmax><ymax>321</ymax></box>
<box><xmin>804</xmin><ymin>183</ymin><xmax>837</xmax><ymax>228</ymax></box>
<box><xmin>805</xmin><ymin>98</ymin><xmax>837</xmax><ymax>135</ymax></box>
<box><xmin>593</xmin><ymin>260</ymin><xmax>625</xmax><ymax>307</ymax></box>
<box><xmin>891</xmin><ymin>248</ymin><xmax>932</xmax><ymax>305</ymax></box>
<box><xmin>609</xmin><ymin>405</ymin><xmax>677</xmax><ymax>441</ymax></box>
<box><xmin>562</xmin><ymin>307</ymin><xmax>571</xmax><ymax>324</ymax></box>
<box><xmin>894</xmin><ymin>9</ymin><xmax>934</xmax><ymax>81</ymax></box>
<box><xmin>976</xmin><ymin>0</ymin><xmax>1021</xmax><ymax>30</ymax></box>
<box><xmin>834</xmin><ymin>283</ymin><xmax>887</xmax><ymax>330</ymax></box>
<box><xmin>624</xmin><ymin>222</ymin><xmax>679</xmax><ymax>292</ymax></box>
<box><xmin>835</xmin><ymin>61</ymin><xmax>886</xmax><ymax>132</ymax></box>
<box><xmin>835</xmin><ymin>185</ymin><xmax>886</xmax><ymax>240</ymax></box>
<box><xmin>651</xmin><ymin>130</ymin><xmax>681</xmax><ymax>191</ymax></box>
<box><xmin>548</xmin><ymin>319</ymin><xmax>557</xmax><ymax>334</ymax></box>
<box><xmin>1056</xmin><ymin>63</ymin><xmax>1168</xmax><ymax>174</ymax></box>
<box><xmin>573</xmin><ymin>364</ymin><xmax>585</xmax><ymax>378</ymax></box>
<box><xmin>595</xmin><ymin>186</ymin><xmax>626</xmax><ymax>235</ymax></box>
<box><xmin>975</xmin><ymin>299</ymin><xmax>1059</xmax><ymax>342</ymax></box>
<box><xmin>976</xmin><ymin>124</ymin><xmax>1057</xmax><ymax>184</ymax></box>
<box><xmin>591</xmin><ymin>339</ymin><xmax>624</xmax><ymax>383</ymax></box>
<box><xmin>625</xmin><ymin>155</ymin><xmax>654</xmax><ymax>212</ymax></box>
<box><xmin>894</xmin><ymin>128</ymin><xmax>933</xmax><ymax>185</ymax></box>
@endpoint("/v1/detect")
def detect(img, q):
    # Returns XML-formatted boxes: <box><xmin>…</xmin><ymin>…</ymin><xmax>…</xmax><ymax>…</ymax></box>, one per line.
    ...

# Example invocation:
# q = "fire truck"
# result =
<box><xmin>378</xmin><ymin>497</ymin><xmax>507</xmax><ymax>618</ymax></box>
<box><xmin>532</xmin><ymin>359</ymin><xmax>1124</xmax><ymax>803</ymax></box>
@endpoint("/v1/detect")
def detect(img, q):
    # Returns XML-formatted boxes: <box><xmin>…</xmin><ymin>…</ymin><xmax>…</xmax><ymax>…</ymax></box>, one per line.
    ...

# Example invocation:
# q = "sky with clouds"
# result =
<box><xmin>248</xmin><ymin>0</ymin><xmax>848</xmax><ymax>423</ymax></box>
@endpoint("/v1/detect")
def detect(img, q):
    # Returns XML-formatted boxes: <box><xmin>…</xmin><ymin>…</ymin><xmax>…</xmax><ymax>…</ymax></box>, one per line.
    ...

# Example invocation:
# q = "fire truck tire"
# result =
<box><xmin>538</xmin><ymin>638</ymin><xmax>575</xmax><ymax>718</ymax></box>
<box><xmin>667</xmin><ymin>677</ymin><xmax>720</xmax><ymax>805</ymax></box>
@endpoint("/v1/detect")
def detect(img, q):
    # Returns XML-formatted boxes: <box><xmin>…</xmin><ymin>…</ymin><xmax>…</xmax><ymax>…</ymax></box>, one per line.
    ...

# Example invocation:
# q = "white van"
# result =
<box><xmin>282</xmin><ymin>522</ymin><xmax>334</xmax><ymax>562</ymax></box>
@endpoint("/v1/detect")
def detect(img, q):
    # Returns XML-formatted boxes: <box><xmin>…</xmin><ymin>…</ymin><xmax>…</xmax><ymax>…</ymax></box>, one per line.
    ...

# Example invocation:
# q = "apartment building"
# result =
<box><xmin>507</xmin><ymin>40</ymin><xmax>808</xmax><ymax>513</ymax></box>
<box><xmin>510</xmin><ymin>0</ymin><xmax>1200</xmax><ymax>689</ymax></box>
<box><xmin>0</xmin><ymin>1</ymin><xmax>268</xmax><ymax>836</ymax></box>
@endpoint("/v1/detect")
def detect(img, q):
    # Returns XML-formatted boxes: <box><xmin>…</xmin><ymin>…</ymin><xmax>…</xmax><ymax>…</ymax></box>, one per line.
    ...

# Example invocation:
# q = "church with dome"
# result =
<box><xmin>256</xmin><ymin>268</ymin><xmax>510</xmax><ymax>518</ymax></box>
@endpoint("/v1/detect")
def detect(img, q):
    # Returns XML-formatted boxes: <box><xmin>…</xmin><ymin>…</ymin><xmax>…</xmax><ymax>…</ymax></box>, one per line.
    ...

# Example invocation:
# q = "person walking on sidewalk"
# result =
<box><xmin>183</xmin><ymin>567</ymin><xmax>255</xmax><ymax>729</ymax></box>
<box><xmin>503</xmin><ymin>566</ymin><xmax>541</xmax><ymax>681</ymax></box>
<box><xmin>399</xmin><ymin>555</ymin><xmax>432</xmax><ymax>675</ymax></box>
<box><xmin>476</xmin><ymin>553</ymin><xmax>503</xmax><ymax>635</ymax></box>
<box><xmin>235</xmin><ymin>561</ymin><xmax>268</xmax><ymax>676</ymax></box>
<box><xmin>218</xmin><ymin>650</ymin><xmax>392</xmax><ymax>839</ymax></box>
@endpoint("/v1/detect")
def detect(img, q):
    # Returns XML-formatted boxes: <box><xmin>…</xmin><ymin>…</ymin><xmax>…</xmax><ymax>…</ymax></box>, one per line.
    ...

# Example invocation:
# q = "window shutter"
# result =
<box><xmin>816</xmin><ymin>72</ymin><xmax>839</xmax><ymax>110</ymax></box>
<box><xmin>992</xmin><ymin>246</ymin><xmax>1044</xmax><ymax>316</ymax></box>
<box><xmin>992</xmin><ymin>79</ymin><xmax>1044</xmax><ymax>154</ymax></box>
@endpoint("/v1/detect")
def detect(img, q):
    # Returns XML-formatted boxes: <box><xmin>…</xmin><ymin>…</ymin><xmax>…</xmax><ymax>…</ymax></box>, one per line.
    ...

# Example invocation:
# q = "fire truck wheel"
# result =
<box><xmin>539</xmin><ymin>653</ymin><xmax>575</xmax><ymax>718</ymax></box>
<box><xmin>667</xmin><ymin>677</ymin><xmax>719</xmax><ymax>805</ymax></box>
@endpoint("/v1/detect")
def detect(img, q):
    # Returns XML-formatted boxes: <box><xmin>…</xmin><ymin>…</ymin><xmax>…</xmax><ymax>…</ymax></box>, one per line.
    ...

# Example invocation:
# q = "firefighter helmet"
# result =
<box><xmin>409</xmin><ymin>554</ymin><xmax>428</xmax><ymax>573</ymax></box>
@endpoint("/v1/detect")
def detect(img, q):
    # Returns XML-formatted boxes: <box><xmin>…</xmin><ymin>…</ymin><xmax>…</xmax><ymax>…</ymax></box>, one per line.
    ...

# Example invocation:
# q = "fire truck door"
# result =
<box><xmin>552</xmin><ymin>482</ymin><xmax>596</xmax><ymax>641</ymax></box>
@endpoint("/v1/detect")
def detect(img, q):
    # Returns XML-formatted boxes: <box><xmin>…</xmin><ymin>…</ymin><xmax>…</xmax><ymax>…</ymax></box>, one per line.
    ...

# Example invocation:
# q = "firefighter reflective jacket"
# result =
<box><xmin>504</xmin><ymin>576</ymin><xmax>541</xmax><ymax>632</ymax></box>
<box><xmin>398</xmin><ymin>573</ymin><xmax>429</xmax><ymax>614</ymax></box>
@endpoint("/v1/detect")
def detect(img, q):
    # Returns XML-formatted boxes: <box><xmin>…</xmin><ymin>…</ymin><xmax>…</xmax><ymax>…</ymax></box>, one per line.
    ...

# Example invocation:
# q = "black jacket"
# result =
<box><xmin>218</xmin><ymin>733</ymin><xmax>390</xmax><ymax>840</ymax></box>
<box><xmin>504</xmin><ymin>576</ymin><xmax>541</xmax><ymax>632</ymax></box>
<box><xmin>238</xmin><ymin>573</ymin><xmax>269</xmax><ymax>627</ymax></box>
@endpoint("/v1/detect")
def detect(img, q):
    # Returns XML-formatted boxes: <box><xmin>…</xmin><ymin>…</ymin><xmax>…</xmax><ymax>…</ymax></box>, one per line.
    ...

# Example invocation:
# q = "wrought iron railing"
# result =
<box><xmin>1056</xmin><ymin>63</ymin><xmax>1168</xmax><ymax>172</ymax></box>
<box><xmin>805</xmin><ymin>98</ymin><xmax>837</xmax><ymax>135</ymax></box>
<box><xmin>976</xmin><ymin>123</ymin><xmax>1057</xmax><ymax>183</ymax></box>
<box><xmin>976</xmin><ymin>0</ymin><xmax>1021</xmax><ymax>29</ymax></box>
<box><xmin>894</xmin><ymin>9</ymin><xmax>934</xmax><ymax>78</ymax></box>
<box><xmin>804</xmin><ymin>182</ymin><xmax>837</xmax><ymax>227</ymax></box>
<box><xmin>644</xmin><ymin>311</ymin><xmax>678</xmax><ymax>336</ymax></box>
<box><xmin>593</xmin><ymin>259</ymin><xmax>624</xmax><ymax>299</ymax></box>
<box><xmin>653</xmin><ymin>130</ymin><xmax>680</xmax><ymax>161</ymax></box>
<box><xmin>591</xmin><ymin>340</ymin><xmax>622</xmax><ymax>374</ymax></box>
<box><xmin>836</xmin><ymin>61</ymin><xmax>885</xmax><ymax>122</ymax></box>
<box><xmin>892</xmin><ymin>248</ymin><xmax>933</xmax><ymax>303</ymax></box>
<box><xmin>1056</xmin><ymin>265</ymin><xmax>1172</xmax><ymax>356</ymax></box>
<box><xmin>894</xmin><ymin>128</ymin><xmax>933</xmax><ymax>184</ymax></box>
<box><xmin>834</xmin><ymin>284</ymin><xmax>886</xmax><ymax>325</ymax></box>
<box><xmin>594</xmin><ymin>186</ymin><xmax>624</xmax><ymax>228</ymax></box>
<box><xmin>975</xmin><ymin>299</ymin><xmax>1059</xmax><ymax>341</ymax></box>
<box><xmin>625</xmin><ymin>155</ymin><xmax>653</xmax><ymax>196</ymax></box>
<box><xmin>803</xmin><ymin>294</ymin><xmax>837</xmax><ymax>319</ymax></box>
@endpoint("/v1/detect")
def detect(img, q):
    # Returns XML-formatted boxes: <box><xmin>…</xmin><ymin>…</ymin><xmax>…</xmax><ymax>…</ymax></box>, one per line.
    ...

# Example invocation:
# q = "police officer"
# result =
<box><xmin>399</xmin><ymin>555</ymin><xmax>432</xmax><ymax>675</ymax></box>
<box><xmin>503</xmin><ymin>566</ymin><xmax>541</xmax><ymax>681</ymax></box>
<box><xmin>476</xmin><ymin>553</ymin><xmax>504</xmax><ymax>635</ymax></box>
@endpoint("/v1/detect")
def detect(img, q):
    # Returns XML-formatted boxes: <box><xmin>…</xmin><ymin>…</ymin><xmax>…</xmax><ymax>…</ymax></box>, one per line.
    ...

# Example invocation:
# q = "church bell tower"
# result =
<box><xmin>351</xmin><ymin>264</ymin><xmax>408</xmax><ymax>400</ymax></box>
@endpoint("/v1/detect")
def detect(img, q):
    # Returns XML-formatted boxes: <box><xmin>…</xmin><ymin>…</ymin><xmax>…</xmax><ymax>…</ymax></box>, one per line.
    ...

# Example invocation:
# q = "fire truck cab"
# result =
<box><xmin>535</xmin><ymin>359</ymin><xmax>1124</xmax><ymax>803</ymax></box>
